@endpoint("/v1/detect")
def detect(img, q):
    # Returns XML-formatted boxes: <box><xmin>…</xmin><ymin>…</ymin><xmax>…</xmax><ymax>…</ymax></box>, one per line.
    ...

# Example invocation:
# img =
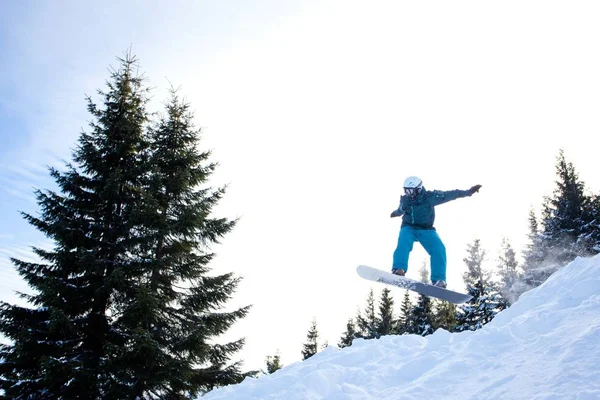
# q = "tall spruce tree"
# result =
<box><xmin>535</xmin><ymin>150</ymin><xmax>588</xmax><ymax>280</ymax></box>
<box><xmin>542</xmin><ymin>151</ymin><xmax>587</xmax><ymax>250</ymax></box>
<box><xmin>375</xmin><ymin>288</ymin><xmax>395</xmax><ymax>338</ymax></box>
<box><xmin>112</xmin><ymin>87</ymin><xmax>250</xmax><ymax>397</ymax></box>
<box><xmin>302</xmin><ymin>318</ymin><xmax>319</xmax><ymax>360</ymax></box>
<box><xmin>521</xmin><ymin>151</ymin><xmax>599</xmax><ymax>294</ymax></box>
<box><xmin>0</xmin><ymin>56</ymin><xmax>249</xmax><ymax>398</ymax></box>
<box><xmin>0</xmin><ymin>55</ymin><xmax>152</xmax><ymax>398</ymax></box>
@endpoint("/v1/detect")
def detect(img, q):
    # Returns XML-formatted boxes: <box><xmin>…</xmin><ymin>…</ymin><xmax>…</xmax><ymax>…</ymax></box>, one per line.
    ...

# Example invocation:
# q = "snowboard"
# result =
<box><xmin>357</xmin><ymin>265</ymin><xmax>472</xmax><ymax>304</ymax></box>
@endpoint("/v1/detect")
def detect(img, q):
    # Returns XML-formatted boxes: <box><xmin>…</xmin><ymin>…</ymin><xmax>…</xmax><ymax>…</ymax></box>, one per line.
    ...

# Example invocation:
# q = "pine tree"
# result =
<box><xmin>400</xmin><ymin>262</ymin><xmax>436</xmax><ymax>336</ymax></box>
<box><xmin>375</xmin><ymin>288</ymin><xmax>395</xmax><ymax>337</ymax></box>
<box><xmin>455</xmin><ymin>281</ymin><xmax>507</xmax><ymax>332</ymax></box>
<box><xmin>455</xmin><ymin>239</ymin><xmax>507</xmax><ymax>332</ymax></box>
<box><xmin>521</xmin><ymin>209</ymin><xmax>547</xmax><ymax>289</ymax></box>
<box><xmin>578</xmin><ymin>193</ymin><xmax>600</xmax><ymax>256</ymax></box>
<box><xmin>433</xmin><ymin>300</ymin><xmax>457</xmax><ymax>332</ymax></box>
<box><xmin>461</xmin><ymin>238</ymin><xmax>489</xmax><ymax>294</ymax></box>
<box><xmin>521</xmin><ymin>151</ymin><xmax>599</xmax><ymax>295</ymax></box>
<box><xmin>407</xmin><ymin>294</ymin><xmax>435</xmax><ymax>336</ymax></box>
<box><xmin>265</xmin><ymin>351</ymin><xmax>283</xmax><ymax>374</ymax></box>
<box><xmin>523</xmin><ymin>209</ymin><xmax>543</xmax><ymax>266</ymax></box>
<box><xmin>536</xmin><ymin>150</ymin><xmax>589</xmax><ymax>280</ymax></box>
<box><xmin>338</xmin><ymin>318</ymin><xmax>357</xmax><ymax>348</ymax></box>
<box><xmin>543</xmin><ymin>150</ymin><xmax>588</xmax><ymax>258</ymax></box>
<box><xmin>302</xmin><ymin>318</ymin><xmax>319</xmax><ymax>360</ymax></box>
<box><xmin>0</xmin><ymin>55</ymin><xmax>250</xmax><ymax>398</ymax></box>
<box><xmin>496</xmin><ymin>238</ymin><xmax>521</xmax><ymax>305</ymax></box>
<box><xmin>355</xmin><ymin>289</ymin><xmax>378</xmax><ymax>339</ymax></box>
<box><xmin>396</xmin><ymin>290</ymin><xmax>413</xmax><ymax>334</ymax></box>
<box><xmin>0</xmin><ymin>54</ymin><xmax>152</xmax><ymax>398</ymax></box>
<box><xmin>112</xmin><ymin>87</ymin><xmax>250</xmax><ymax>396</ymax></box>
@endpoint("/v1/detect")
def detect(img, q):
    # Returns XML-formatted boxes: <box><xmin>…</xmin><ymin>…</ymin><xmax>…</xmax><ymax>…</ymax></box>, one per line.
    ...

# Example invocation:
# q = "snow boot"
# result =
<box><xmin>392</xmin><ymin>269</ymin><xmax>406</xmax><ymax>276</ymax></box>
<box><xmin>432</xmin><ymin>280</ymin><xmax>447</xmax><ymax>289</ymax></box>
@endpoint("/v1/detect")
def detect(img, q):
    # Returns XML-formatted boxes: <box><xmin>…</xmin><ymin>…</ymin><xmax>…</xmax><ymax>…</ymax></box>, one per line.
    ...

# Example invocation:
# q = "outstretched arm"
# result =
<box><xmin>428</xmin><ymin>185</ymin><xmax>482</xmax><ymax>206</ymax></box>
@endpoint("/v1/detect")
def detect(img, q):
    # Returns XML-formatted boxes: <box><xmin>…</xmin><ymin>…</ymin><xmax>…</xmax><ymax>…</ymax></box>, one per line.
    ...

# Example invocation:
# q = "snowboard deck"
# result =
<box><xmin>357</xmin><ymin>265</ymin><xmax>472</xmax><ymax>304</ymax></box>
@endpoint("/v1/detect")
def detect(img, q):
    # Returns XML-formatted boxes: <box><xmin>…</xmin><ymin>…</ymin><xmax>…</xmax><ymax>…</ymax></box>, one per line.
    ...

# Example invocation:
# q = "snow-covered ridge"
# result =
<box><xmin>203</xmin><ymin>255</ymin><xmax>600</xmax><ymax>400</ymax></box>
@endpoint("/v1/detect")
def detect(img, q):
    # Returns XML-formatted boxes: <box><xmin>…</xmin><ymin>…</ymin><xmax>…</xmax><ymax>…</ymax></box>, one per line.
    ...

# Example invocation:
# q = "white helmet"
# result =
<box><xmin>403</xmin><ymin>176</ymin><xmax>423</xmax><ymax>197</ymax></box>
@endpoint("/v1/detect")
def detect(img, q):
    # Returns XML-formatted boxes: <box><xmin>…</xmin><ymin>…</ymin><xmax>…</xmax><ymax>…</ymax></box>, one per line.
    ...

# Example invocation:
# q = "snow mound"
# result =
<box><xmin>203</xmin><ymin>255</ymin><xmax>600</xmax><ymax>400</ymax></box>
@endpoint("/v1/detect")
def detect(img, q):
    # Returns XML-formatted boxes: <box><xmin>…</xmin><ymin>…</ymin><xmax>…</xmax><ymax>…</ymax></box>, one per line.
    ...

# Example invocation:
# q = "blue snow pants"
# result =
<box><xmin>392</xmin><ymin>225</ymin><xmax>447</xmax><ymax>282</ymax></box>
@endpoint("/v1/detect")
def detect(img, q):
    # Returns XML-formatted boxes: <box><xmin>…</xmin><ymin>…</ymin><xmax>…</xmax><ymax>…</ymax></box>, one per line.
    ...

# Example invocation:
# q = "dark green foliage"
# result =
<box><xmin>351</xmin><ymin>288</ymin><xmax>397</xmax><ymax>340</ymax></box>
<box><xmin>433</xmin><ymin>300</ymin><xmax>457</xmax><ymax>331</ymax></box>
<box><xmin>265</xmin><ymin>352</ymin><xmax>283</xmax><ymax>374</ymax></box>
<box><xmin>338</xmin><ymin>318</ymin><xmax>358</xmax><ymax>348</ymax></box>
<box><xmin>375</xmin><ymin>288</ymin><xmax>396</xmax><ymax>338</ymax></box>
<box><xmin>339</xmin><ymin>288</ymin><xmax>396</xmax><ymax>346</ymax></box>
<box><xmin>521</xmin><ymin>150</ymin><xmax>600</xmax><ymax>294</ymax></box>
<box><xmin>0</xmin><ymin>55</ymin><xmax>249</xmax><ymax>399</ymax></box>
<box><xmin>112</xmin><ymin>86</ymin><xmax>250</xmax><ymax>397</ymax></box>
<box><xmin>406</xmin><ymin>294</ymin><xmax>435</xmax><ymax>336</ymax></box>
<box><xmin>355</xmin><ymin>289</ymin><xmax>377</xmax><ymax>339</ymax></box>
<box><xmin>302</xmin><ymin>318</ymin><xmax>319</xmax><ymax>360</ymax></box>
<box><xmin>578</xmin><ymin>193</ymin><xmax>600</xmax><ymax>256</ymax></box>
<box><xmin>539</xmin><ymin>150</ymin><xmax>588</xmax><ymax>263</ymax></box>
<box><xmin>396</xmin><ymin>290</ymin><xmax>413</xmax><ymax>334</ymax></box>
<box><xmin>0</xmin><ymin>55</ymin><xmax>151</xmax><ymax>399</ymax></box>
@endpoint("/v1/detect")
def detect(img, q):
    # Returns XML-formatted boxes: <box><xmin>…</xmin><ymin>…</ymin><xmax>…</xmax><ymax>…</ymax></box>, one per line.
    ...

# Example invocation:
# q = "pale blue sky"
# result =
<box><xmin>2</xmin><ymin>1</ymin><xmax>600</xmax><ymax>371</ymax></box>
<box><xmin>0</xmin><ymin>0</ymin><xmax>306</xmax><ymax>298</ymax></box>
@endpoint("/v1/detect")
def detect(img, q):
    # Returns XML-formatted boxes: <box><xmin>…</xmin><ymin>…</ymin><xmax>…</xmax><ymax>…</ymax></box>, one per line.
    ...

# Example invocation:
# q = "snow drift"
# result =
<box><xmin>203</xmin><ymin>255</ymin><xmax>600</xmax><ymax>400</ymax></box>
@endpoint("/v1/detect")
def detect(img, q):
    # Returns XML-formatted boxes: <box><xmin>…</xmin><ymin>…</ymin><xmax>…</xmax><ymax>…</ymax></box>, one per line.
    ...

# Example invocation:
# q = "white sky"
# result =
<box><xmin>1</xmin><ymin>0</ymin><xmax>600</xmax><ymax>372</ymax></box>
<box><xmin>202</xmin><ymin>255</ymin><xmax>600</xmax><ymax>399</ymax></box>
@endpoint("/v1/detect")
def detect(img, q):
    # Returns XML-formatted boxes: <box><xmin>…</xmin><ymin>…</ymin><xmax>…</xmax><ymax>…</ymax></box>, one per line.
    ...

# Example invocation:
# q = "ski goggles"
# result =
<box><xmin>404</xmin><ymin>187</ymin><xmax>421</xmax><ymax>196</ymax></box>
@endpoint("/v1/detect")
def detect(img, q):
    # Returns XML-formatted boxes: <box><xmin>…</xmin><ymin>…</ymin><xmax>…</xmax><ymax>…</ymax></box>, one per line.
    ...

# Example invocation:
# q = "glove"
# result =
<box><xmin>469</xmin><ymin>184</ymin><xmax>482</xmax><ymax>195</ymax></box>
<box><xmin>390</xmin><ymin>210</ymin><xmax>402</xmax><ymax>218</ymax></box>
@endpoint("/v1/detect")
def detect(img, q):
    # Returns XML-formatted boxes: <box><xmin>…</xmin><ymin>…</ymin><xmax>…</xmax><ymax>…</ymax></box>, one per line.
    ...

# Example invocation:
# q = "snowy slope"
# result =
<box><xmin>203</xmin><ymin>255</ymin><xmax>600</xmax><ymax>400</ymax></box>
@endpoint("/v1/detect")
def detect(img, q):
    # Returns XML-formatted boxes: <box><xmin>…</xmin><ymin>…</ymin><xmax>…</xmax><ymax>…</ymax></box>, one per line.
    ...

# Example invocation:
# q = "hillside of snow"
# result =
<box><xmin>203</xmin><ymin>255</ymin><xmax>600</xmax><ymax>400</ymax></box>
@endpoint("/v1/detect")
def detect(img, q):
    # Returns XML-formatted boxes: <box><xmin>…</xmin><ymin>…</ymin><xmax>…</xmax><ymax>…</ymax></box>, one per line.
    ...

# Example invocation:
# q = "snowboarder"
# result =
<box><xmin>390</xmin><ymin>176</ymin><xmax>482</xmax><ymax>288</ymax></box>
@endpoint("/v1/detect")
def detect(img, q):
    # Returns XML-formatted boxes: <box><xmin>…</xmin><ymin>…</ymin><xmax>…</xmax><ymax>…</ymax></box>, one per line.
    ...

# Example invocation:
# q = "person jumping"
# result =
<box><xmin>390</xmin><ymin>176</ymin><xmax>482</xmax><ymax>288</ymax></box>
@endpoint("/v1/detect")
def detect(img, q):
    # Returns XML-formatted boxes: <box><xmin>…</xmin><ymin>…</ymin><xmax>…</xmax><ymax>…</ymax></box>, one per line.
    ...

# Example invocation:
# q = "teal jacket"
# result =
<box><xmin>393</xmin><ymin>188</ymin><xmax>472</xmax><ymax>230</ymax></box>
